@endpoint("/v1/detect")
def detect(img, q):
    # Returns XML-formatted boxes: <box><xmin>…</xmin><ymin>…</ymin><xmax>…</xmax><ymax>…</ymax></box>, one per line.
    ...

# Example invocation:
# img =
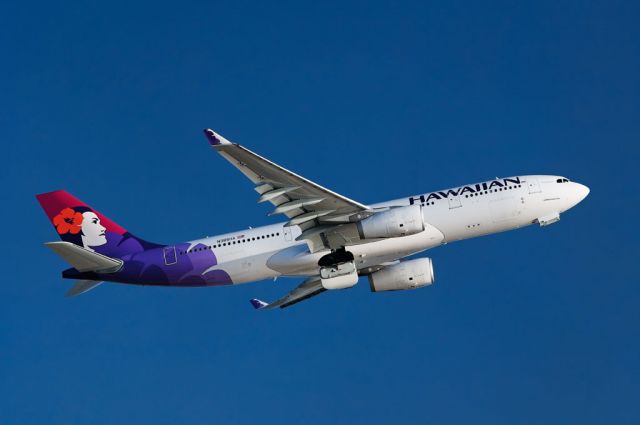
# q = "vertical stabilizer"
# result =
<box><xmin>36</xmin><ymin>190</ymin><xmax>160</xmax><ymax>258</ymax></box>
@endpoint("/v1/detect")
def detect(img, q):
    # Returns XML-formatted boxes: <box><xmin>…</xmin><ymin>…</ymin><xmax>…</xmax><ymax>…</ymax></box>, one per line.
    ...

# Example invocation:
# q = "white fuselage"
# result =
<box><xmin>189</xmin><ymin>175</ymin><xmax>589</xmax><ymax>284</ymax></box>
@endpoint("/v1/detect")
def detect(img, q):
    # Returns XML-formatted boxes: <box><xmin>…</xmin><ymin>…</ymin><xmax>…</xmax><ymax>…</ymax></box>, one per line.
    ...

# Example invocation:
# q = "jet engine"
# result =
<box><xmin>368</xmin><ymin>258</ymin><xmax>434</xmax><ymax>292</ymax></box>
<box><xmin>357</xmin><ymin>204</ymin><xmax>424</xmax><ymax>239</ymax></box>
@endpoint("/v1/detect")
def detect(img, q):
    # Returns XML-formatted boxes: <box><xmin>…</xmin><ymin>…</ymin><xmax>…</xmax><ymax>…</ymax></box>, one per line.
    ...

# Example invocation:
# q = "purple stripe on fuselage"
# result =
<box><xmin>91</xmin><ymin>242</ymin><xmax>232</xmax><ymax>287</ymax></box>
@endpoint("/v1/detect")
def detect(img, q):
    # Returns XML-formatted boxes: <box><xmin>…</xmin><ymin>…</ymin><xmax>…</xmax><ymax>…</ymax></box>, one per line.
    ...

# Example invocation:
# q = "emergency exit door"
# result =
<box><xmin>528</xmin><ymin>178</ymin><xmax>542</xmax><ymax>194</ymax></box>
<box><xmin>448</xmin><ymin>196</ymin><xmax>462</xmax><ymax>209</ymax></box>
<box><xmin>163</xmin><ymin>246</ymin><xmax>177</xmax><ymax>265</ymax></box>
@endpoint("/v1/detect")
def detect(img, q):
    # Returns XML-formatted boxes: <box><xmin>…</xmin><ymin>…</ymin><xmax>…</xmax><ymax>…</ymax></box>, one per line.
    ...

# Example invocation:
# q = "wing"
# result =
<box><xmin>250</xmin><ymin>262</ymin><xmax>399</xmax><ymax>310</ymax></box>
<box><xmin>250</xmin><ymin>277</ymin><xmax>326</xmax><ymax>310</ymax></box>
<box><xmin>204</xmin><ymin>129</ymin><xmax>374</xmax><ymax>233</ymax></box>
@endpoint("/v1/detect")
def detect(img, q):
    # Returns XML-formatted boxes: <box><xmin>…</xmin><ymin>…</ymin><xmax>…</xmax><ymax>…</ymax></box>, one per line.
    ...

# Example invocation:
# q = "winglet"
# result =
<box><xmin>249</xmin><ymin>298</ymin><xmax>269</xmax><ymax>310</ymax></box>
<box><xmin>203</xmin><ymin>129</ymin><xmax>232</xmax><ymax>146</ymax></box>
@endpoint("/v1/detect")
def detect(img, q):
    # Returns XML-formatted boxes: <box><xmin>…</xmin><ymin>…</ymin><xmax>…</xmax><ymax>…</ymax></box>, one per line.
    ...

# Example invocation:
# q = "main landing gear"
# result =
<box><xmin>318</xmin><ymin>248</ymin><xmax>359</xmax><ymax>290</ymax></box>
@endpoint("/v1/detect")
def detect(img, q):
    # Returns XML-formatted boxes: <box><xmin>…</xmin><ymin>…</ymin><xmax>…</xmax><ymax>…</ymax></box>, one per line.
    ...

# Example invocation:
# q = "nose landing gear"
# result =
<box><xmin>536</xmin><ymin>212</ymin><xmax>560</xmax><ymax>227</ymax></box>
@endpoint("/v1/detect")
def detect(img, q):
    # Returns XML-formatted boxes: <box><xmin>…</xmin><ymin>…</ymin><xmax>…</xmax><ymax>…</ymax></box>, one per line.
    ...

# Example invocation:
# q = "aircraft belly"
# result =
<box><xmin>349</xmin><ymin>223</ymin><xmax>445</xmax><ymax>266</ymax></box>
<box><xmin>266</xmin><ymin>225</ymin><xmax>445</xmax><ymax>277</ymax></box>
<box><xmin>266</xmin><ymin>243</ymin><xmax>324</xmax><ymax>276</ymax></box>
<box><xmin>204</xmin><ymin>251</ymin><xmax>278</xmax><ymax>284</ymax></box>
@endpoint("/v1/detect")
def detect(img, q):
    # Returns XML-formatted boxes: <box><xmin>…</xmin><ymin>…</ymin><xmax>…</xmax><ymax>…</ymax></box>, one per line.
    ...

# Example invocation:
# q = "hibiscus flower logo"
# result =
<box><xmin>53</xmin><ymin>207</ymin><xmax>84</xmax><ymax>235</ymax></box>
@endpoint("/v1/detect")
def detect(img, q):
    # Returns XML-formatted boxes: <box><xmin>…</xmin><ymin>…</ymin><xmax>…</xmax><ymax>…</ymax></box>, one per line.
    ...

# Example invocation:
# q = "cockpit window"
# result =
<box><xmin>556</xmin><ymin>178</ymin><xmax>570</xmax><ymax>183</ymax></box>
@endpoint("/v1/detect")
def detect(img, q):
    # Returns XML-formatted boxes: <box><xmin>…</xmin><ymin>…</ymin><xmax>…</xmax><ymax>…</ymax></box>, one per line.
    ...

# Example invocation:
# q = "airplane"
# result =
<box><xmin>37</xmin><ymin>129</ymin><xmax>590</xmax><ymax>309</ymax></box>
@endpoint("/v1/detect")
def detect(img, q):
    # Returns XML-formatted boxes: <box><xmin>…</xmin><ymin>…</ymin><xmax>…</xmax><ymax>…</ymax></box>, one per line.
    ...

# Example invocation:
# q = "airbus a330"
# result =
<box><xmin>37</xmin><ymin>129</ymin><xmax>589</xmax><ymax>309</ymax></box>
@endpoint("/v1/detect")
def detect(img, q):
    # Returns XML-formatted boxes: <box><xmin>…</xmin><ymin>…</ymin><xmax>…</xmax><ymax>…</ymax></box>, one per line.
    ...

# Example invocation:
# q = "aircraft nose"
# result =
<box><xmin>575</xmin><ymin>183</ymin><xmax>590</xmax><ymax>203</ymax></box>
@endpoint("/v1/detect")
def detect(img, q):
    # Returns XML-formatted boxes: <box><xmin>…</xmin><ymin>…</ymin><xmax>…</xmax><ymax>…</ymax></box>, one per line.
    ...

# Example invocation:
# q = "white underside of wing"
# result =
<box><xmin>252</xmin><ymin>277</ymin><xmax>326</xmax><ymax>310</ymax></box>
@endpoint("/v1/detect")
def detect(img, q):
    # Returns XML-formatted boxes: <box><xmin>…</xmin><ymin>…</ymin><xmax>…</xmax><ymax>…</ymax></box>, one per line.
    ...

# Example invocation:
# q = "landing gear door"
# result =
<box><xmin>528</xmin><ymin>178</ymin><xmax>542</xmax><ymax>194</ymax></box>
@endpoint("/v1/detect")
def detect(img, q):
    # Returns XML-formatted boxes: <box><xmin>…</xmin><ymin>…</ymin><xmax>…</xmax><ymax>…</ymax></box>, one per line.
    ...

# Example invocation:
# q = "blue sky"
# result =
<box><xmin>2</xmin><ymin>1</ymin><xmax>639</xmax><ymax>423</ymax></box>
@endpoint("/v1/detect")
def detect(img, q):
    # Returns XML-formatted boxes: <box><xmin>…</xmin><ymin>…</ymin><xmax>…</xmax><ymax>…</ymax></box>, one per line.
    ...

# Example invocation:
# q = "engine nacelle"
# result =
<box><xmin>368</xmin><ymin>258</ymin><xmax>435</xmax><ymax>292</ymax></box>
<box><xmin>357</xmin><ymin>204</ymin><xmax>425</xmax><ymax>239</ymax></box>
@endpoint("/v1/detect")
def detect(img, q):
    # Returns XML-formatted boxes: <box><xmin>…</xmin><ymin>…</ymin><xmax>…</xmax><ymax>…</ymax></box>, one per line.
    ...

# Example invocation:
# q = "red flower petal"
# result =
<box><xmin>56</xmin><ymin>222</ymin><xmax>70</xmax><ymax>234</ymax></box>
<box><xmin>68</xmin><ymin>224</ymin><xmax>82</xmax><ymax>234</ymax></box>
<box><xmin>60</xmin><ymin>208</ymin><xmax>75</xmax><ymax>219</ymax></box>
<box><xmin>53</xmin><ymin>214</ymin><xmax>65</xmax><ymax>226</ymax></box>
<box><xmin>72</xmin><ymin>212</ymin><xmax>84</xmax><ymax>225</ymax></box>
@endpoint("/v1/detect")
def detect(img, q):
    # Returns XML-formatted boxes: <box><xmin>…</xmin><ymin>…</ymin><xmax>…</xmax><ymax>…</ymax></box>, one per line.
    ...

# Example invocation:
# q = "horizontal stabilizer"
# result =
<box><xmin>45</xmin><ymin>241</ymin><xmax>123</xmax><ymax>273</ymax></box>
<box><xmin>66</xmin><ymin>280</ymin><xmax>104</xmax><ymax>297</ymax></box>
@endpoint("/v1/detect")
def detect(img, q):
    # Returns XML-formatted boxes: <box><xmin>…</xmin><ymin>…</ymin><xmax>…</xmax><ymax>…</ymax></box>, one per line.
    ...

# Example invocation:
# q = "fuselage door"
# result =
<box><xmin>163</xmin><ymin>246</ymin><xmax>177</xmax><ymax>265</ymax></box>
<box><xmin>528</xmin><ymin>178</ymin><xmax>542</xmax><ymax>194</ymax></box>
<box><xmin>448</xmin><ymin>196</ymin><xmax>462</xmax><ymax>209</ymax></box>
<box><xmin>283</xmin><ymin>226</ymin><xmax>293</xmax><ymax>241</ymax></box>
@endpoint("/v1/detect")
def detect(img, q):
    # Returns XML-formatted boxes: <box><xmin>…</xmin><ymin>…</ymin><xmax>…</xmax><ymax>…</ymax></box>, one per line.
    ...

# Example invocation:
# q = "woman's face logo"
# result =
<box><xmin>80</xmin><ymin>212</ymin><xmax>107</xmax><ymax>249</ymax></box>
<box><xmin>53</xmin><ymin>207</ymin><xmax>107</xmax><ymax>251</ymax></box>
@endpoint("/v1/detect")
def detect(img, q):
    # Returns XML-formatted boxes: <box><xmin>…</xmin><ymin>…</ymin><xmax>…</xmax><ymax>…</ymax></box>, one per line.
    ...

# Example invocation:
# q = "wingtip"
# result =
<box><xmin>249</xmin><ymin>298</ymin><xmax>269</xmax><ymax>310</ymax></box>
<box><xmin>203</xmin><ymin>128</ymin><xmax>231</xmax><ymax>146</ymax></box>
